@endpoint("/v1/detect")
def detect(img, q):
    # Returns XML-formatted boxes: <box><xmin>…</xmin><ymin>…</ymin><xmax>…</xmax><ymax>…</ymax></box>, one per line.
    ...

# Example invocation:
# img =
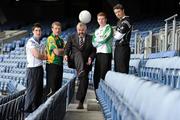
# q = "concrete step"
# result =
<box><xmin>87</xmin><ymin>99</ymin><xmax>101</xmax><ymax>111</ymax></box>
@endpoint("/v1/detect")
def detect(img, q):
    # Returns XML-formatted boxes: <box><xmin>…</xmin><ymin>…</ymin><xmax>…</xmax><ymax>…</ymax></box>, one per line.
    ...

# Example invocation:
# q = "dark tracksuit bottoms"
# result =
<box><xmin>93</xmin><ymin>53</ymin><xmax>112</xmax><ymax>90</ymax></box>
<box><xmin>25</xmin><ymin>66</ymin><xmax>43</xmax><ymax>112</ymax></box>
<box><xmin>114</xmin><ymin>45</ymin><xmax>130</xmax><ymax>74</ymax></box>
<box><xmin>46</xmin><ymin>63</ymin><xmax>63</xmax><ymax>95</ymax></box>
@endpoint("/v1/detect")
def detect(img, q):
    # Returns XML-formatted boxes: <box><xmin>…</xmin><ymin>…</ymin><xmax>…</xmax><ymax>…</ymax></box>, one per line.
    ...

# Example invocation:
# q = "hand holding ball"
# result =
<box><xmin>79</xmin><ymin>10</ymin><xmax>91</xmax><ymax>24</ymax></box>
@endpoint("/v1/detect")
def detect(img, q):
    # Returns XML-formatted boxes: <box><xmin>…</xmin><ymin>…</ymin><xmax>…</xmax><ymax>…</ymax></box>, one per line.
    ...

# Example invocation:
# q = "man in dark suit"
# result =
<box><xmin>64</xmin><ymin>22</ymin><xmax>96</xmax><ymax>109</ymax></box>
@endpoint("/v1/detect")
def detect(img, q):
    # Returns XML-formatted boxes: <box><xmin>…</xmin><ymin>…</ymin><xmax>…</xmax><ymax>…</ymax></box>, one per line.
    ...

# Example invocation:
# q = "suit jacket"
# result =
<box><xmin>65</xmin><ymin>33</ymin><xmax>96</xmax><ymax>70</ymax></box>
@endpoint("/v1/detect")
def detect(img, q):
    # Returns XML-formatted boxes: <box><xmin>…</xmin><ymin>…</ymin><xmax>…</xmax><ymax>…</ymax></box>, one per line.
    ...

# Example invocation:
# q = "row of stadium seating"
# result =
<box><xmin>0</xmin><ymin>82</ymin><xmax>8</xmax><ymax>94</ymax></box>
<box><xmin>26</xmin><ymin>73</ymin><xmax>76</xmax><ymax>120</ymax></box>
<box><xmin>0</xmin><ymin>46</ymin><xmax>27</xmax><ymax>94</ymax></box>
<box><xmin>147</xmin><ymin>50</ymin><xmax>179</xmax><ymax>59</ymax></box>
<box><xmin>2</xmin><ymin>38</ymin><xmax>27</xmax><ymax>53</ymax></box>
<box><xmin>133</xmin><ymin>18</ymin><xmax>164</xmax><ymax>31</ymax></box>
<box><xmin>140</xmin><ymin>67</ymin><xmax>180</xmax><ymax>88</ymax></box>
<box><xmin>128</xmin><ymin>52</ymin><xmax>180</xmax><ymax>89</ymax></box>
<box><xmin>97</xmin><ymin>71</ymin><xmax>180</xmax><ymax>120</ymax></box>
<box><xmin>0</xmin><ymin>89</ymin><xmax>25</xmax><ymax>119</ymax></box>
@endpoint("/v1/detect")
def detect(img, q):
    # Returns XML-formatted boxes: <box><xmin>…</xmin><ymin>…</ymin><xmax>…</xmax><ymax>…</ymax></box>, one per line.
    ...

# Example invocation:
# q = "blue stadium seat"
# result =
<box><xmin>7</xmin><ymin>80</ymin><xmax>18</xmax><ymax>93</ymax></box>
<box><xmin>164</xmin><ymin>68</ymin><xmax>174</xmax><ymax>86</ymax></box>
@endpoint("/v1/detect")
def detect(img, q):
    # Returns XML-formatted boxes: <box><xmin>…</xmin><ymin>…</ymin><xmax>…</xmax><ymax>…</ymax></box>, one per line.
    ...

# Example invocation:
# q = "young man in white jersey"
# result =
<box><xmin>92</xmin><ymin>12</ymin><xmax>113</xmax><ymax>96</ymax></box>
<box><xmin>25</xmin><ymin>23</ymin><xmax>47</xmax><ymax>114</ymax></box>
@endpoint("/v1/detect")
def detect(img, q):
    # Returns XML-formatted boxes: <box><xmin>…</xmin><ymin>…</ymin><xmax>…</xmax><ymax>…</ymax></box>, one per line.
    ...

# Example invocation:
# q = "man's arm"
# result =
<box><xmin>64</xmin><ymin>36</ymin><xmax>72</xmax><ymax>56</ymax></box>
<box><xmin>89</xmin><ymin>46</ymin><xmax>96</xmax><ymax>60</ymax></box>
<box><xmin>53</xmin><ymin>48</ymin><xmax>64</xmax><ymax>56</ymax></box>
<box><xmin>48</xmin><ymin>37</ymin><xmax>64</xmax><ymax>56</ymax></box>
<box><xmin>87</xmin><ymin>46</ymin><xmax>96</xmax><ymax>65</ymax></box>
<box><xmin>30</xmin><ymin>48</ymin><xmax>47</xmax><ymax>60</ymax></box>
<box><xmin>64</xmin><ymin>36</ymin><xmax>73</xmax><ymax>61</ymax></box>
<box><xmin>88</xmin><ymin>36</ymin><xmax>96</xmax><ymax>65</ymax></box>
<box><xmin>92</xmin><ymin>25</ymin><xmax>113</xmax><ymax>47</ymax></box>
<box><xmin>97</xmin><ymin>25</ymin><xmax>113</xmax><ymax>44</ymax></box>
<box><xmin>114</xmin><ymin>20</ymin><xmax>131</xmax><ymax>40</ymax></box>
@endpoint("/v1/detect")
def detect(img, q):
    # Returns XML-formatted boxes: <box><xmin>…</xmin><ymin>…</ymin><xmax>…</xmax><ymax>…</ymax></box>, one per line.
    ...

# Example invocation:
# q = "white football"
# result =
<box><xmin>79</xmin><ymin>10</ymin><xmax>91</xmax><ymax>24</ymax></box>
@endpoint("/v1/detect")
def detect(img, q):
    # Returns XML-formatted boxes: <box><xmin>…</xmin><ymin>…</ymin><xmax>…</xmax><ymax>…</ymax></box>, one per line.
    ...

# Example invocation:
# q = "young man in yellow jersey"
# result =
<box><xmin>46</xmin><ymin>21</ymin><xmax>64</xmax><ymax>96</ymax></box>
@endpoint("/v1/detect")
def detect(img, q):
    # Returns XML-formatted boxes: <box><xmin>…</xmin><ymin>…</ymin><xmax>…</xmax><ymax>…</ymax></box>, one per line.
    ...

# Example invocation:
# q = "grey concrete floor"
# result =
<box><xmin>63</xmin><ymin>86</ymin><xmax>104</xmax><ymax>120</ymax></box>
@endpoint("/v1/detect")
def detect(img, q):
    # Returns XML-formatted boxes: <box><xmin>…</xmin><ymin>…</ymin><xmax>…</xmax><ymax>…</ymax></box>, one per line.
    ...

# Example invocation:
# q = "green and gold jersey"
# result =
<box><xmin>46</xmin><ymin>33</ymin><xmax>64</xmax><ymax>65</ymax></box>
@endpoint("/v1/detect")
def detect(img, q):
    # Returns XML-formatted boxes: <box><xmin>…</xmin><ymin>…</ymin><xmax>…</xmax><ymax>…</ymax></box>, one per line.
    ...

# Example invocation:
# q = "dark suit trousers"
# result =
<box><xmin>74</xmin><ymin>52</ymin><xmax>84</xmax><ymax>74</ymax></box>
<box><xmin>74</xmin><ymin>52</ymin><xmax>89</xmax><ymax>103</ymax></box>
<box><xmin>76</xmin><ymin>71</ymin><xmax>89</xmax><ymax>103</ymax></box>
<box><xmin>114</xmin><ymin>45</ymin><xmax>130</xmax><ymax>73</ymax></box>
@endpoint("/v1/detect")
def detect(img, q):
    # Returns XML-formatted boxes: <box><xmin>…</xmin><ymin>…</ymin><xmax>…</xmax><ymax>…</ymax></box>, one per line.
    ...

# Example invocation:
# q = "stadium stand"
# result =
<box><xmin>0</xmin><ymin>22</ymin><xmax>81</xmax><ymax>119</ymax></box>
<box><xmin>97</xmin><ymin>71</ymin><xmax>180</xmax><ymax>120</ymax></box>
<box><xmin>25</xmin><ymin>74</ymin><xmax>76</xmax><ymax>120</ymax></box>
<box><xmin>0</xmin><ymin>10</ymin><xmax>180</xmax><ymax>119</ymax></box>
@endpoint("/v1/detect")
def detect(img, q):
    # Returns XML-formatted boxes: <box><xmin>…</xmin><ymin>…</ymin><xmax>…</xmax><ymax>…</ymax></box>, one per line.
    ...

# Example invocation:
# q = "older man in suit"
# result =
<box><xmin>64</xmin><ymin>22</ymin><xmax>96</xmax><ymax>109</ymax></box>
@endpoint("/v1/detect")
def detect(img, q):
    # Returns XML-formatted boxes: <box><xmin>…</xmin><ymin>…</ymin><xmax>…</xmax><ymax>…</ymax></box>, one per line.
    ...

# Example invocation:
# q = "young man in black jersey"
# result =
<box><xmin>113</xmin><ymin>4</ymin><xmax>132</xmax><ymax>74</ymax></box>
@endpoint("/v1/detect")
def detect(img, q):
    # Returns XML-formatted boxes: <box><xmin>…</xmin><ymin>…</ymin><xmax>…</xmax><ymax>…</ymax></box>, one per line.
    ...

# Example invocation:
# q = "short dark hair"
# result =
<box><xmin>97</xmin><ymin>12</ymin><xmax>107</xmax><ymax>18</ymax></box>
<box><xmin>113</xmin><ymin>4</ymin><xmax>124</xmax><ymax>10</ymax></box>
<box><xmin>32</xmin><ymin>23</ymin><xmax>42</xmax><ymax>31</ymax></box>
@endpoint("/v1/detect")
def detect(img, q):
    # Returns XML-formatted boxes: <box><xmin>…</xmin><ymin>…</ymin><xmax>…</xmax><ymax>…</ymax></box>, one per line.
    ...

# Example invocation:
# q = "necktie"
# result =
<box><xmin>79</xmin><ymin>37</ymin><xmax>84</xmax><ymax>48</ymax></box>
<box><xmin>55</xmin><ymin>36</ymin><xmax>59</xmax><ymax>40</ymax></box>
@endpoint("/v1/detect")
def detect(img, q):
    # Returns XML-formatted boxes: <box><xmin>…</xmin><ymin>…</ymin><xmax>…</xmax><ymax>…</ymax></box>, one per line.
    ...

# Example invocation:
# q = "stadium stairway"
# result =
<box><xmin>63</xmin><ymin>84</ymin><xmax>104</xmax><ymax>120</ymax></box>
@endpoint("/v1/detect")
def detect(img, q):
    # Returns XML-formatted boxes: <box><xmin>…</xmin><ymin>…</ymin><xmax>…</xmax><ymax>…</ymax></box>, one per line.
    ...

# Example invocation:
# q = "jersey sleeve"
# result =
<box><xmin>92</xmin><ymin>25</ymin><xmax>113</xmax><ymax>47</ymax></box>
<box><xmin>47</xmin><ymin>37</ymin><xmax>57</xmax><ymax>52</ymax></box>
<box><xmin>114</xmin><ymin>20</ymin><xmax>131</xmax><ymax>40</ymax></box>
<box><xmin>26</xmin><ymin>40</ymin><xmax>36</xmax><ymax>49</ymax></box>
<box><xmin>117</xmin><ymin>20</ymin><xmax>131</xmax><ymax>34</ymax></box>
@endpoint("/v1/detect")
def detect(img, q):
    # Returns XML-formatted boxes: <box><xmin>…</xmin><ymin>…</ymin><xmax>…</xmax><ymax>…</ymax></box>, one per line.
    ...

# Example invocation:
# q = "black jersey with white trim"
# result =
<box><xmin>115</xmin><ymin>16</ymin><xmax>132</xmax><ymax>46</ymax></box>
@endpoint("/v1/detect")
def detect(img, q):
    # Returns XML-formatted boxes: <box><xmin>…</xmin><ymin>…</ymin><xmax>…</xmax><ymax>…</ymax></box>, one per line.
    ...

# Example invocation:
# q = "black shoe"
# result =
<box><xmin>95</xmin><ymin>97</ymin><xmax>99</xmax><ymax>104</ymax></box>
<box><xmin>76</xmin><ymin>102</ymin><xmax>84</xmax><ymax>109</ymax></box>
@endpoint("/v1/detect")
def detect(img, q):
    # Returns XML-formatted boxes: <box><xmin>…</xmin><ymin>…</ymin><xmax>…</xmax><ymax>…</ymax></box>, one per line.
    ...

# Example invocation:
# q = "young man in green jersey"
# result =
<box><xmin>46</xmin><ymin>21</ymin><xmax>64</xmax><ymax>96</ymax></box>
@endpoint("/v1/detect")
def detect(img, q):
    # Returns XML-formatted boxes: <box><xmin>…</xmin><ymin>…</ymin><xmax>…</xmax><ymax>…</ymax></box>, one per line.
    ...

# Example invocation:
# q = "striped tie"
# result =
<box><xmin>79</xmin><ymin>37</ymin><xmax>84</xmax><ymax>48</ymax></box>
